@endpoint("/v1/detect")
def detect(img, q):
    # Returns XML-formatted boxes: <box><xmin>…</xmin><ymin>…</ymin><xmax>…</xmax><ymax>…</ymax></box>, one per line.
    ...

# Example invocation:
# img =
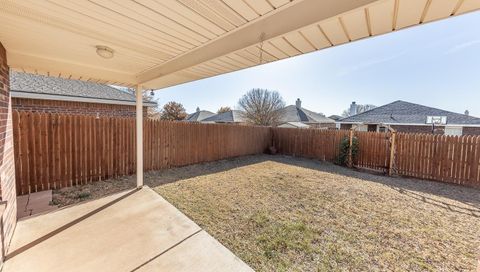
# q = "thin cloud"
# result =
<box><xmin>445</xmin><ymin>40</ymin><xmax>480</xmax><ymax>54</ymax></box>
<box><xmin>337</xmin><ymin>52</ymin><xmax>406</xmax><ymax>77</ymax></box>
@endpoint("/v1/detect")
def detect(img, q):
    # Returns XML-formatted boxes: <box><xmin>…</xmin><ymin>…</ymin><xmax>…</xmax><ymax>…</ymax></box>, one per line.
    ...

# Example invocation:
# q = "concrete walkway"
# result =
<box><xmin>4</xmin><ymin>187</ymin><xmax>253</xmax><ymax>272</ymax></box>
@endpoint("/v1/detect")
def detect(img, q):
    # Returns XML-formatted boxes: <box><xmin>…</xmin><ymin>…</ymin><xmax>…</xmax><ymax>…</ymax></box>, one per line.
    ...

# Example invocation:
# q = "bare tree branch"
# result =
<box><xmin>217</xmin><ymin>106</ymin><xmax>231</xmax><ymax>114</ymax></box>
<box><xmin>342</xmin><ymin>104</ymin><xmax>377</xmax><ymax>117</ymax></box>
<box><xmin>238</xmin><ymin>89</ymin><xmax>285</xmax><ymax>126</ymax></box>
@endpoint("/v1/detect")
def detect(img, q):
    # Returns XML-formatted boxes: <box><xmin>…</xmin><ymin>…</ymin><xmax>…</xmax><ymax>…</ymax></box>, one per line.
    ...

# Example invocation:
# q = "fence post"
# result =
<box><xmin>348</xmin><ymin>128</ymin><xmax>354</xmax><ymax>168</ymax></box>
<box><xmin>388</xmin><ymin>131</ymin><xmax>396</xmax><ymax>176</ymax></box>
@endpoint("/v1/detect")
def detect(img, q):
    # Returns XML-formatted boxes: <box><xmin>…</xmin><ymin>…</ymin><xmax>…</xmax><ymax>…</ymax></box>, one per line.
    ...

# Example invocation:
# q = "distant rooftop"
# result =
<box><xmin>186</xmin><ymin>108</ymin><xmax>215</xmax><ymax>122</ymax></box>
<box><xmin>279</xmin><ymin>104</ymin><xmax>334</xmax><ymax>124</ymax></box>
<box><xmin>202</xmin><ymin>110</ymin><xmax>245</xmax><ymax>123</ymax></box>
<box><xmin>340</xmin><ymin>100</ymin><xmax>480</xmax><ymax>125</ymax></box>
<box><xmin>10</xmin><ymin>71</ymin><xmax>156</xmax><ymax>106</ymax></box>
<box><xmin>328</xmin><ymin>115</ymin><xmax>343</xmax><ymax>121</ymax></box>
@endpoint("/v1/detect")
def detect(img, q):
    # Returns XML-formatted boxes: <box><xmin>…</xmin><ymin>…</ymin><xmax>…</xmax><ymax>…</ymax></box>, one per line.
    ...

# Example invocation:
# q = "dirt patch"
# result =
<box><xmin>52</xmin><ymin>176</ymin><xmax>135</xmax><ymax>206</ymax></box>
<box><xmin>52</xmin><ymin>155</ymin><xmax>480</xmax><ymax>271</ymax></box>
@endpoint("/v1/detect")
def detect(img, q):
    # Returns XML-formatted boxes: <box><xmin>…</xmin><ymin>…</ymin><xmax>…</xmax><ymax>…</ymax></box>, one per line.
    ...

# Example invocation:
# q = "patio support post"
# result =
<box><xmin>388</xmin><ymin>131</ymin><xmax>397</xmax><ymax>176</ymax></box>
<box><xmin>136</xmin><ymin>85</ymin><xmax>144</xmax><ymax>187</ymax></box>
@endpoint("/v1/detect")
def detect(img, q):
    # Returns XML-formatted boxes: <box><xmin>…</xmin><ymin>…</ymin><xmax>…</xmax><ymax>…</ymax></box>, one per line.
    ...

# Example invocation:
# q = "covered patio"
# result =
<box><xmin>0</xmin><ymin>0</ymin><xmax>478</xmax><ymax>270</ymax></box>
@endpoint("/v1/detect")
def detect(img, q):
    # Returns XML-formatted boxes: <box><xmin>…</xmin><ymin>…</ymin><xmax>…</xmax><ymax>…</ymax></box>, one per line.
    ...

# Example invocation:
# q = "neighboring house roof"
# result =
<box><xmin>328</xmin><ymin>115</ymin><xmax>343</xmax><ymax>121</ymax></box>
<box><xmin>278</xmin><ymin>122</ymin><xmax>310</xmax><ymax>128</ymax></box>
<box><xmin>339</xmin><ymin>100</ymin><xmax>480</xmax><ymax>125</ymax></box>
<box><xmin>279</xmin><ymin>105</ymin><xmax>335</xmax><ymax>124</ymax></box>
<box><xmin>186</xmin><ymin>110</ymin><xmax>215</xmax><ymax>122</ymax></box>
<box><xmin>202</xmin><ymin>110</ymin><xmax>245</xmax><ymax>123</ymax></box>
<box><xmin>10</xmin><ymin>71</ymin><xmax>157</xmax><ymax>106</ymax></box>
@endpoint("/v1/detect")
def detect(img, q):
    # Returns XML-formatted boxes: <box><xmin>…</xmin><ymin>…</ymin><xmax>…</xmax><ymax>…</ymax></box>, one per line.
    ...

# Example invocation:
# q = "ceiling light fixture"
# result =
<box><xmin>96</xmin><ymin>45</ymin><xmax>114</xmax><ymax>59</ymax></box>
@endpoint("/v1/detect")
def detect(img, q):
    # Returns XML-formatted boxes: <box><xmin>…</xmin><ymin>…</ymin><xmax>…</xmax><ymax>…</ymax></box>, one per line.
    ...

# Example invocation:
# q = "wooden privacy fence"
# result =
<box><xmin>354</xmin><ymin>131</ymin><xmax>391</xmax><ymax>171</ymax></box>
<box><xmin>13</xmin><ymin>111</ymin><xmax>480</xmax><ymax>195</ymax></box>
<box><xmin>13</xmin><ymin>111</ymin><xmax>271</xmax><ymax>195</ymax></box>
<box><xmin>395</xmin><ymin>133</ymin><xmax>480</xmax><ymax>186</ymax></box>
<box><xmin>272</xmin><ymin>128</ymin><xmax>349</xmax><ymax>161</ymax></box>
<box><xmin>272</xmin><ymin>127</ymin><xmax>480</xmax><ymax>187</ymax></box>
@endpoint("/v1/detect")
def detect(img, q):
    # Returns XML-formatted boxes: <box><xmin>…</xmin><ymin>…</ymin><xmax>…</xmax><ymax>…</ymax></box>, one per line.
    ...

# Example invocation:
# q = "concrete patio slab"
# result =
<box><xmin>136</xmin><ymin>230</ymin><xmax>251</xmax><ymax>272</ymax></box>
<box><xmin>4</xmin><ymin>187</ymin><xmax>252</xmax><ymax>272</ymax></box>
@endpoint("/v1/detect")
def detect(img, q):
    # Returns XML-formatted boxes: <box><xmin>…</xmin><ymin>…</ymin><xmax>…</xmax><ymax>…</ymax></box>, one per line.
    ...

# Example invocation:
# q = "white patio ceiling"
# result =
<box><xmin>0</xmin><ymin>0</ymin><xmax>479</xmax><ymax>89</ymax></box>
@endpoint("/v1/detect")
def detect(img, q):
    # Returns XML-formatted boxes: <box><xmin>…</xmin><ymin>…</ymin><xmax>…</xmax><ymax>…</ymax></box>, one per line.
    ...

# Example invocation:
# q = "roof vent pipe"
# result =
<box><xmin>465</xmin><ymin>110</ymin><xmax>469</xmax><ymax>116</ymax></box>
<box><xmin>196</xmin><ymin>107</ymin><xmax>200</xmax><ymax>112</ymax></box>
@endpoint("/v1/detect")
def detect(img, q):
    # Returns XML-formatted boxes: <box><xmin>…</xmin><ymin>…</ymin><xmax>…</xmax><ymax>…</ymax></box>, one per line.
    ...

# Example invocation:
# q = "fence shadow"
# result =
<box><xmin>143</xmin><ymin>154</ymin><xmax>480</xmax><ymax>213</ymax></box>
<box><xmin>54</xmin><ymin>154</ymin><xmax>480</xmax><ymax>218</ymax></box>
<box><xmin>143</xmin><ymin>155</ymin><xmax>272</xmax><ymax>188</ymax></box>
<box><xmin>265</xmin><ymin>155</ymin><xmax>480</xmax><ymax>215</ymax></box>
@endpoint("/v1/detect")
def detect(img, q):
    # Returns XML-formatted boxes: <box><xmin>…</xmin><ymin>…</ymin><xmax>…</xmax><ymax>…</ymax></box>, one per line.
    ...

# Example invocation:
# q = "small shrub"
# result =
<box><xmin>75</xmin><ymin>192</ymin><xmax>91</xmax><ymax>200</ymax></box>
<box><xmin>49</xmin><ymin>198</ymin><xmax>60</xmax><ymax>206</ymax></box>
<box><xmin>336</xmin><ymin>136</ymin><xmax>359</xmax><ymax>166</ymax></box>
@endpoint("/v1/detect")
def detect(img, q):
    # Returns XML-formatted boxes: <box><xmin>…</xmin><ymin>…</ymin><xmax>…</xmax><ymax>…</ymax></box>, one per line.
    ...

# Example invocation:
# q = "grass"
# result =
<box><xmin>152</xmin><ymin>155</ymin><xmax>480</xmax><ymax>271</ymax></box>
<box><xmin>52</xmin><ymin>155</ymin><xmax>480</xmax><ymax>271</ymax></box>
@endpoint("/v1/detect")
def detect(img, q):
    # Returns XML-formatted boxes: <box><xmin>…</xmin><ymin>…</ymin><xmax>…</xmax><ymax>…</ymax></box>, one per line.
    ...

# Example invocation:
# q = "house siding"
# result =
<box><xmin>0</xmin><ymin>42</ymin><xmax>17</xmax><ymax>264</ymax></box>
<box><xmin>12</xmin><ymin>97</ymin><xmax>148</xmax><ymax>117</ymax></box>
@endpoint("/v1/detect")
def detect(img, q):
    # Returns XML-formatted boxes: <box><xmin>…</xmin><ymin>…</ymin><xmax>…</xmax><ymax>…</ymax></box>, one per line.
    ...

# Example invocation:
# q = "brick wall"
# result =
<box><xmin>0</xmin><ymin>42</ymin><xmax>16</xmax><ymax>263</ymax></box>
<box><xmin>390</xmin><ymin>125</ymin><xmax>444</xmax><ymax>134</ymax></box>
<box><xmin>308</xmin><ymin>123</ymin><xmax>337</xmax><ymax>129</ymax></box>
<box><xmin>12</xmin><ymin>98</ymin><xmax>148</xmax><ymax>117</ymax></box>
<box><xmin>463</xmin><ymin>127</ymin><xmax>480</xmax><ymax>136</ymax></box>
<box><xmin>340</xmin><ymin>124</ymin><xmax>448</xmax><ymax>135</ymax></box>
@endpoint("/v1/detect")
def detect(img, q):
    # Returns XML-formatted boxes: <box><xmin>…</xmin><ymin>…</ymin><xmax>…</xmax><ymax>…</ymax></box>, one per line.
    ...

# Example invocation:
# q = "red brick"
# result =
<box><xmin>463</xmin><ymin>127</ymin><xmax>480</xmax><ymax>136</ymax></box>
<box><xmin>12</xmin><ymin>98</ymin><xmax>149</xmax><ymax>117</ymax></box>
<box><xmin>0</xmin><ymin>42</ymin><xmax>17</xmax><ymax>265</ymax></box>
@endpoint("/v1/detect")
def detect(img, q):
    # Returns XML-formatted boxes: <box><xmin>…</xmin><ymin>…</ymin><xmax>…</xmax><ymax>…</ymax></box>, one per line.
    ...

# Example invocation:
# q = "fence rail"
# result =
<box><xmin>13</xmin><ymin>112</ymin><xmax>480</xmax><ymax>195</ymax></box>
<box><xmin>13</xmin><ymin>111</ymin><xmax>271</xmax><ymax>195</ymax></box>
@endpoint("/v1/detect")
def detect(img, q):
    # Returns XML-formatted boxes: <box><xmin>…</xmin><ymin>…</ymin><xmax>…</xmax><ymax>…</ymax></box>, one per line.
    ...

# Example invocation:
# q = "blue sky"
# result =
<box><xmin>154</xmin><ymin>11</ymin><xmax>480</xmax><ymax>117</ymax></box>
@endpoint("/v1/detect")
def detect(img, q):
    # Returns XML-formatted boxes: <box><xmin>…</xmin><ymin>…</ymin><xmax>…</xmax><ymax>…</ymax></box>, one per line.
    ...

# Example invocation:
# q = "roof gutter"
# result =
<box><xmin>11</xmin><ymin>90</ymin><xmax>157</xmax><ymax>107</ymax></box>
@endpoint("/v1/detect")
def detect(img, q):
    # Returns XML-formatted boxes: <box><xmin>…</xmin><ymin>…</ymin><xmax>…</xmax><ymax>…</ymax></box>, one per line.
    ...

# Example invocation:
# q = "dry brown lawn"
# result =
<box><xmin>53</xmin><ymin>155</ymin><xmax>480</xmax><ymax>271</ymax></box>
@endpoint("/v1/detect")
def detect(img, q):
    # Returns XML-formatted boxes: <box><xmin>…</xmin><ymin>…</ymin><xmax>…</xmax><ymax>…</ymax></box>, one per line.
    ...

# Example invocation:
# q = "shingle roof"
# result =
<box><xmin>328</xmin><ymin>115</ymin><xmax>343</xmax><ymax>121</ymax></box>
<box><xmin>279</xmin><ymin>105</ymin><xmax>334</xmax><ymax>124</ymax></box>
<box><xmin>340</xmin><ymin>100</ymin><xmax>480</xmax><ymax>125</ymax></box>
<box><xmin>186</xmin><ymin>110</ymin><xmax>215</xmax><ymax>122</ymax></box>
<box><xmin>202</xmin><ymin>110</ymin><xmax>245</xmax><ymax>123</ymax></box>
<box><xmin>278</xmin><ymin>122</ymin><xmax>310</xmax><ymax>128</ymax></box>
<box><xmin>10</xmin><ymin>71</ymin><xmax>155</xmax><ymax>105</ymax></box>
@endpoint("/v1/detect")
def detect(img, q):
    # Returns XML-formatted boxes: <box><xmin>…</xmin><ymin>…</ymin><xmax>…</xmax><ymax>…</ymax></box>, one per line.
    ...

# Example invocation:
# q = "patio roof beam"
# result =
<box><xmin>136</xmin><ymin>0</ymin><xmax>378</xmax><ymax>86</ymax></box>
